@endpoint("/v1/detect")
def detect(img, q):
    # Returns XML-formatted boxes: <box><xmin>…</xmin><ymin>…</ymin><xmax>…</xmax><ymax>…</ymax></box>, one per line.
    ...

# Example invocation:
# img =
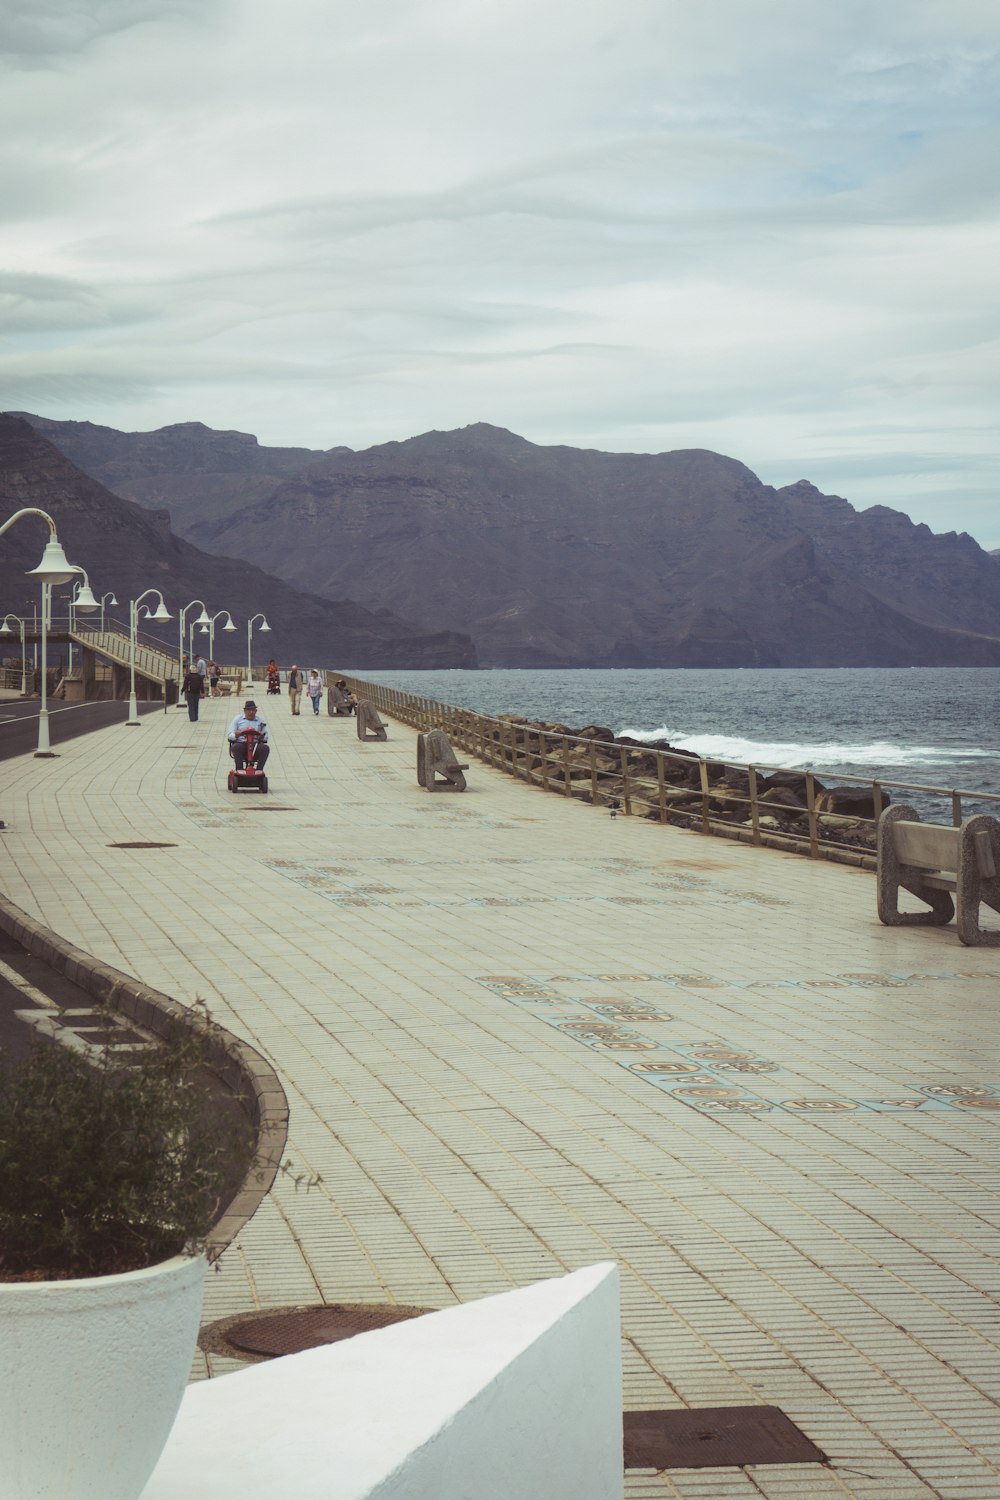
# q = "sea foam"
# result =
<box><xmin>615</xmin><ymin>728</ymin><xmax>995</xmax><ymax>771</ymax></box>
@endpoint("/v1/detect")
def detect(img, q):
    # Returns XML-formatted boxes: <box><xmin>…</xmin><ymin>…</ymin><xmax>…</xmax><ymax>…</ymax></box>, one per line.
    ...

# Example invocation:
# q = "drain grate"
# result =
<box><xmin>623</xmin><ymin>1406</ymin><xmax>827</xmax><ymax>1470</ymax></box>
<box><xmin>107</xmin><ymin>841</ymin><xmax>178</xmax><ymax>849</ymax></box>
<box><xmin>234</xmin><ymin>805</ymin><xmax>295</xmax><ymax>812</ymax></box>
<box><xmin>218</xmin><ymin>1303</ymin><xmax>430</xmax><ymax>1358</ymax></box>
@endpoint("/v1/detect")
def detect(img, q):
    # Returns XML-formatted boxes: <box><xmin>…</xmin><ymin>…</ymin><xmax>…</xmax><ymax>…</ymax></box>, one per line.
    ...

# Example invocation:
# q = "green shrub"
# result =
<box><xmin>0</xmin><ymin>1013</ymin><xmax>254</xmax><ymax>1280</ymax></box>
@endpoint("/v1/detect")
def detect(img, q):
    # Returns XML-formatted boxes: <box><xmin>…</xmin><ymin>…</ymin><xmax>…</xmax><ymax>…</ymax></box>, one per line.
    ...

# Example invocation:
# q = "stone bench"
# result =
<box><xmin>327</xmin><ymin>685</ymin><xmax>355</xmax><ymax>716</ymax></box>
<box><xmin>417</xmin><ymin>731</ymin><xmax>468</xmax><ymax>792</ymax></box>
<box><xmin>356</xmin><ymin>700</ymin><xmax>387</xmax><ymax>741</ymax></box>
<box><xmin>877</xmin><ymin>804</ymin><xmax>1000</xmax><ymax>946</ymax></box>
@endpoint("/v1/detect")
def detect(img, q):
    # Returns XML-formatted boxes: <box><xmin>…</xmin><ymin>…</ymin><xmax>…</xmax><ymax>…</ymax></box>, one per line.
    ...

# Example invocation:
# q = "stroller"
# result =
<box><xmin>227</xmin><ymin>727</ymin><xmax>269</xmax><ymax>794</ymax></box>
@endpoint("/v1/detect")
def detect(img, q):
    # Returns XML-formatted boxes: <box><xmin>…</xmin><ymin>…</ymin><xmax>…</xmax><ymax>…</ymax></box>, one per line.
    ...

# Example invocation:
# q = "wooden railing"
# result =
<box><xmin>336</xmin><ymin>675</ymin><xmax>1000</xmax><ymax>870</ymax></box>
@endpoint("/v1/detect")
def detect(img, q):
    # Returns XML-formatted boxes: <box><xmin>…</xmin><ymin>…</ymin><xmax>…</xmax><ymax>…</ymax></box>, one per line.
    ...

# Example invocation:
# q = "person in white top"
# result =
<box><xmin>305</xmin><ymin>670</ymin><xmax>323</xmax><ymax>715</ymax></box>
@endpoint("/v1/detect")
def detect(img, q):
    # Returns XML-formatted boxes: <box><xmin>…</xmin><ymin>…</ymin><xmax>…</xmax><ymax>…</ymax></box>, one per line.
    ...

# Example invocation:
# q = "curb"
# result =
<box><xmin>0</xmin><ymin>891</ymin><xmax>289</xmax><ymax>1259</ymax></box>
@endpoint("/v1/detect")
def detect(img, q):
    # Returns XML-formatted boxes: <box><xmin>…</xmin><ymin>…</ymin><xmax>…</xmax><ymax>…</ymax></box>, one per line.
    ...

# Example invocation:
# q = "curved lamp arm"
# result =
<box><xmin>0</xmin><ymin>507</ymin><xmax>77</xmax><ymax>586</ymax></box>
<box><xmin>0</xmin><ymin>506</ymin><xmax>58</xmax><ymax>541</ymax></box>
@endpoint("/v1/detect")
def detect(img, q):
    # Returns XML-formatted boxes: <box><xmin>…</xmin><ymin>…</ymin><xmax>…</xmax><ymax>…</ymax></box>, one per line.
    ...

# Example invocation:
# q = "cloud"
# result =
<box><xmin>0</xmin><ymin>0</ymin><xmax>212</xmax><ymax>60</ymax></box>
<box><xmin>0</xmin><ymin>0</ymin><xmax>998</xmax><ymax>544</ymax></box>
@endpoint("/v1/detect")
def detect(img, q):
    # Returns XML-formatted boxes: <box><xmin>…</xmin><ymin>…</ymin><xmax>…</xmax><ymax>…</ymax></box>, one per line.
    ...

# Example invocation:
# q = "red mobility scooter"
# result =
<box><xmin>228</xmin><ymin>726</ymin><xmax>269</xmax><ymax>794</ymax></box>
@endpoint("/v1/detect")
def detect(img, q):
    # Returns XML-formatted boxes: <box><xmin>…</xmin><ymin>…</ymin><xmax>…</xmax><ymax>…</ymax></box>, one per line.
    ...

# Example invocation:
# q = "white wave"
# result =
<box><xmin>616</xmin><ymin>726</ymin><xmax>994</xmax><ymax>770</ymax></box>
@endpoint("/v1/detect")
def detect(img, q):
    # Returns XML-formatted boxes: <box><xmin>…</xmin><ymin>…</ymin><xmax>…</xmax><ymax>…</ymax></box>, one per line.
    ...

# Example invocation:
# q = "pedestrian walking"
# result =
<box><xmin>209</xmin><ymin>659</ymin><xmax>221</xmax><ymax>697</ymax></box>
<box><xmin>305</xmin><ymin>669</ymin><xmax>323</xmax><ymax>715</ymax></box>
<box><xmin>288</xmin><ymin>664</ymin><xmax>301</xmax><ymax>715</ymax></box>
<box><xmin>181</xmin><ymin>664</ymin><xmax>203</xmax><ymax>722</ymax></box>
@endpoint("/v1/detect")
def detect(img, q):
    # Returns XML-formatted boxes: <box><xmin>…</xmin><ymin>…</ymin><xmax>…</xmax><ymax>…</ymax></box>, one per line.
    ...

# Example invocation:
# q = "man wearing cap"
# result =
<box><xmin>227</xmin><ymin>699</ymin><xmax>270</xmax><ymax>772</ymax></box>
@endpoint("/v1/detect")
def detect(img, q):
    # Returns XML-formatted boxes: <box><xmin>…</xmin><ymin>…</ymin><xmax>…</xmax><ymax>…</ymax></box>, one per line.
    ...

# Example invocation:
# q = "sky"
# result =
<box><xmin>1</xmin><ymin>0</ymin><xmax>998</xmax><ymax>546</ymax></box>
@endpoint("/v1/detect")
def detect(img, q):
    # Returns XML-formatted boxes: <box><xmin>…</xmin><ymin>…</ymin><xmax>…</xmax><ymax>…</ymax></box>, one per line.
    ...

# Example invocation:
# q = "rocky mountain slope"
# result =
<box><xmin>10</xmin><ymin>414</ymin><xmax>337</xmax><ymax>533</ymax></box>
<box><xmin>0</xmin><ymin>416</ymin><xmax>475</xmax><ymax>670</ymax></box>
<box><xmin>189</xmin><ymin>424</ymin><xmax>1000</xmax><ymax>667</ymax></box>
<box><xmin>15</xmin><ymin>414</ymin><xmax>1000</xmax><ymax>667</ymax></box>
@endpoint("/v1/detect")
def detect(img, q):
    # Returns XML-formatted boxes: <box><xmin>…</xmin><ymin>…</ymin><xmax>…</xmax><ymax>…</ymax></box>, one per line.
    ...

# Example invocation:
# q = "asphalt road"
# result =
<box><xmin>0</xmin><ymin>698</ymin><xmax>163</xmax><ymax>762</ymax></box>
<box><xmin>0</xmin><ymin>930</ymin><xmax>251</xmax><ymax>1181</ymax></box>
<box><xmin>0</xmin><ymin>925</ymin><xmax>105</xmax><ymax>1065</ymax></box>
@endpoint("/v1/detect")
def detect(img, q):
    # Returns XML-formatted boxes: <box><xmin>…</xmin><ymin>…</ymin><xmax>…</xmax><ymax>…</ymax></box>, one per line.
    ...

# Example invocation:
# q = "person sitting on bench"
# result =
<box><xmin>228</xmin><ymin>700</ymin><xmax>270</xmax><ymax>771</ymax></box>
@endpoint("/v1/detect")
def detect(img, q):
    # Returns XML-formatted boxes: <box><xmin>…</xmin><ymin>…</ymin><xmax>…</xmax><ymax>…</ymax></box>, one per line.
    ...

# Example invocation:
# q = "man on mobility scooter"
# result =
<box><xmin>227</xmin><ymin>700</ymin><xmax>270</xmax><ymax>793</ymax></box>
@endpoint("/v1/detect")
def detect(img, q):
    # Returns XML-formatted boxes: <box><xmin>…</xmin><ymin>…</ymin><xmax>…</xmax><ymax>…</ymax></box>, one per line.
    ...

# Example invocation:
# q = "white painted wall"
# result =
<box><xmin>142</xmin><ymin>1261</ymin><xmax>623</xmax><ymax>1500</ymax></box>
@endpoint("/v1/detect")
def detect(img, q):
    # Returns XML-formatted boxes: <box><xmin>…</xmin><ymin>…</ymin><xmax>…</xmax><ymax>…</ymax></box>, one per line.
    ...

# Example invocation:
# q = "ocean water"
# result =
<box><xmin>359</xmin><ymin>667</ymin><xmax>1000</xmax><ymax>804</ymax></box>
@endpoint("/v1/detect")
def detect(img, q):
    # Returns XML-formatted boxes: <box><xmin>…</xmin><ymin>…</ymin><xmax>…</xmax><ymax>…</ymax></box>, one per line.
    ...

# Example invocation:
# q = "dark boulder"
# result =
<box><xmin>815</xmin><ymin>786</ymin><xmax>888</xmax><ymax>820</ymax></box>
<box><xmin>757</xmin><ymin>770</ymin><xmax>825</xmax><ymax>800</ymax></box>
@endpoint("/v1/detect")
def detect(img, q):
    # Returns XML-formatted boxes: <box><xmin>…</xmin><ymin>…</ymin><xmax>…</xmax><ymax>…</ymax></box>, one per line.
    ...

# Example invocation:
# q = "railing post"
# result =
<box><xmin>620</xmin><ymin>744</ymin><xmax>631</xmax><ymax>816</ymax></box>
<box><xmin>539</xmin><ymin>731</ymin><xmax>549</xmax><ymax>792</ymax></box>
<box><xmin>748</xmin><ymin>764</ymin><xmax>761</xmax><ymax>845</ymax></box>
<box><xmin>563</xmin><ymin>735</ymin><xmax>572</xmax><ymax>796</ymax></box>
<box><xmin>657</xmin><ymin>751</ymin><xmax>667</xmax><ymax>823</ymax></box>
<box><xmin>589</xmin><ymin>739</ymin><xmax>598</xmax><ymax>806</ymax></box>
<box><xmin>805</xmin><ymin>770</ymin><xmax>819</xmax><ymax>856</ymax></box>
<box><xmin>698</xmin><ymin>758</ymin><xmax>711</xmax><ymax>833</ymax></box>
<box><xmin>951</xmin><ymin>791</ymin><xmax>962</xmax><ymax>827</ymax></box>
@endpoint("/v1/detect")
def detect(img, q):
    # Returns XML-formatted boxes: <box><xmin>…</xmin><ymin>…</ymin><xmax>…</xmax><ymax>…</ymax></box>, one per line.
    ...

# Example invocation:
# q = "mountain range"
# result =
<box><xmin>12</xmin><ymin>412</ymin><xmax>1000</xmax><ymax>668</ymax></box>
<box><xmin>0</xmin><ymin>416</ymin><xmax>475</xmax><ymax>670</ymax></box>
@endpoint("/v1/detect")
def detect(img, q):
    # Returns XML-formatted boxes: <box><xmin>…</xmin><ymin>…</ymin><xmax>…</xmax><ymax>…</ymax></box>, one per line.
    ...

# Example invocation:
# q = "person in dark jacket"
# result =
<box><xmin>287</xmin><ymin>664</ymin><xmax>301</xmax><ymax>715</ymax></box>
<box><xmin>182</xmin><ymin>664</ymin><xmax>204</xmax><ymax>722</ymax></box>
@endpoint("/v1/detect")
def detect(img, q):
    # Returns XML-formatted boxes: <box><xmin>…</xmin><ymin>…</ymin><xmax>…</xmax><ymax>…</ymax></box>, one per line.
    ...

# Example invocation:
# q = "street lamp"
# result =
<box><xmin>245</xmin><ymin>613</ymin><xmax>270</xmax><ymax>691</ymax></box>
<box><xmin>72</xmin><ymin>568</ymin><xmax>100</xmax><ymax>613</ymax></box>
<box><xmin>126</xmin><ymin>589</ymin><xmax>172</xmax><ymax>726</ymax></box>
<box><xmin>202</xmin><ymin>609</ymin><xmax>237</xmax><ymax>667</ymax></box>
<box><xmin>0</xmin><ymin>507</ymin><xmax>80</xmax><ymax>755</ymax></box>
<box><xmin>66</xmin><ymin>566</ymin><xmax>100</xmax><ymax>671</ymax></box>
<box><xmin>0</xmin><ymin>615</ymin><xmax>28</xmax><ymax>696</ymax></box>
<box><xmin>177</xmin><ymin>599</ymin><xmax>212</xmax><ymax>688</ymax></box>
<box><xmin>99</xmin><ymin>591</ymin><xmax>118</xmax><ymax>631</ymax></box>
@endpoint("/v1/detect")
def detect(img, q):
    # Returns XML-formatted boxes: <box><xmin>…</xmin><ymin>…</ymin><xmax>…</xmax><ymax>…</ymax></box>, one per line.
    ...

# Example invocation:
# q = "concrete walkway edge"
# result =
<box><xmin>0</xmin><ymin>890</ymin><xmax>289</xmax><ymax>1256</ymax></box>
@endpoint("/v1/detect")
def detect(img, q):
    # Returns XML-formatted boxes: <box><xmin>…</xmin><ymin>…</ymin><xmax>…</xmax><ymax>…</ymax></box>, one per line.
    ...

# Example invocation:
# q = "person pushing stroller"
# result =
<box><xmin>227</xmin><ymin>700</ymin><xmax>270</xmax><ymax>772</ymax></box>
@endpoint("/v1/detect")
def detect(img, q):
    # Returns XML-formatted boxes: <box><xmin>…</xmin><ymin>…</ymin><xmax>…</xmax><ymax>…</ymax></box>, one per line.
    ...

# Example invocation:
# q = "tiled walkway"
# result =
<box><xmin>2</xmin><ymin>696</ymin><xmax>998</xmax><ymax>1499</ymax></box>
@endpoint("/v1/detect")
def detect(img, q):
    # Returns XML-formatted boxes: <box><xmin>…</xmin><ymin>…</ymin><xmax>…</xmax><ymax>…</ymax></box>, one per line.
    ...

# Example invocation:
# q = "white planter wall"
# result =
<box><xmin>143</xmin><ymin>1261</ymin><xmax>623</xmax><ymax>1500</ymax></box>
<box><xmin>0</xmin><ymin>1253</ymin><xmax>206</xmax><ymax>1500</ymax></box>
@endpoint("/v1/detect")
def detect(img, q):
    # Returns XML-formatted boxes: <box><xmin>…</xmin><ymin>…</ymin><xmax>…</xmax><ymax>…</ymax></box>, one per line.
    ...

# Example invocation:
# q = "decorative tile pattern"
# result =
<box><xmin>474</xmin><ymin>973</ymin><xmax>1000</xmax><ymax>1115</ymax></box>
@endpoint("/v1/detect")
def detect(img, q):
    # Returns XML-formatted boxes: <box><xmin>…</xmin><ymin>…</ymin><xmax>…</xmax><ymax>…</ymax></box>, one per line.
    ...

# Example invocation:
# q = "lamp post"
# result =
<box><xmin>66</xmin><ymin>567</ymin><xmax>100</xmax><ymax>672</ymax></box>
<box><xmin>99</xmin><ymin>591</ymin><xmax>118</xmax><ymax>632</ymax></box>
<box><xmin>245</xmin><ymin>613</ymin><xmax>270</xmax><ymax>692</ymax></box>
<box><xmin>203</xmin><ymin>610</ymin><xmax>237</xmax><ymax>668</ymax></box>
<box><xmin>25</xmin><ymin>598</ymin><xmax>38</xmax><ymax>671</ymax></box>
<box><xmin>0</xmin><ymin>507</ymin><xmax>80</xmax><ymax>755</ymax></box>
<box><xmin>0</xmin><ymin>615</ymin><xmax>28</xmax><ymax>696</ymax></box>
<box><xmin>177</xmin><ymin>600</ymin><xmax>212</xmax><ymax>689</ymax></box>
<box><xmin>126</xmin><ymin>589</ymin><xmax>172</xmax><ymax>726</ymax></box>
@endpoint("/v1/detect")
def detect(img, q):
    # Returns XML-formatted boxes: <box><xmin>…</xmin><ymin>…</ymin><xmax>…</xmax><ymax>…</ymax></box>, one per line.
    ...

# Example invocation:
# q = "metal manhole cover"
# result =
<box><xmin>221</xmin><ymin>1303</ymin><xmax>430</xmax><ymax>1357</ymax></box>
<box><xmin>107</xmin><ymin>842</ymin><xmax>178</xmax><ymax>849</ymax></box>
<box><xmin>623</xmin><ymin>1407</ymin><xmax>827</xmax><ymax>1470</ymax></box>
<box><xmin>234</xmin><ymin>805</ymin><xmax>295</xmax><ymax>811</ymax></box>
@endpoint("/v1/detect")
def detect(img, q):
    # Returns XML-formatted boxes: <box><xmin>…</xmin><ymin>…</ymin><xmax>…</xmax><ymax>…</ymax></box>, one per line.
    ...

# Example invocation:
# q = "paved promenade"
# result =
<box><xmin>1</xmin><ymin>695</ymin><xmax>998</xmax><ymax>1499</ymax></box>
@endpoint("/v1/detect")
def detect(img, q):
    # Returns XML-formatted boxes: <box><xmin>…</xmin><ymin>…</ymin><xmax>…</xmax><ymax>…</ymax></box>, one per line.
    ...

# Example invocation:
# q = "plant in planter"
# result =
<box><xmin>0</xmin><ymin>1010</ymin><xmax>255</xmax><ymax>1500</ymax></box>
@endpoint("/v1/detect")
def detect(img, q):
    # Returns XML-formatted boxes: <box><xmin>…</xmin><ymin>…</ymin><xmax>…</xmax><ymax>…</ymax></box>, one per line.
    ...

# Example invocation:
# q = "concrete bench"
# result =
<box><xmin>327</xmin><ymin>685</ymin><xmax>355</xmax><ymax>716</ymax></box>
<box><xmin>877</xmin><ymin>804</ymin><xmax>1000</xmax><ymax>946</ymax></box>
<box><xmin>417</xmin><ymin>731</ymin><xmax>468</xmax><ymax>792</ymax></box>
<box><xmin>356</xmin><ymin>700</ymin><xmax>387</xmax><ymax>741</ymax></box>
